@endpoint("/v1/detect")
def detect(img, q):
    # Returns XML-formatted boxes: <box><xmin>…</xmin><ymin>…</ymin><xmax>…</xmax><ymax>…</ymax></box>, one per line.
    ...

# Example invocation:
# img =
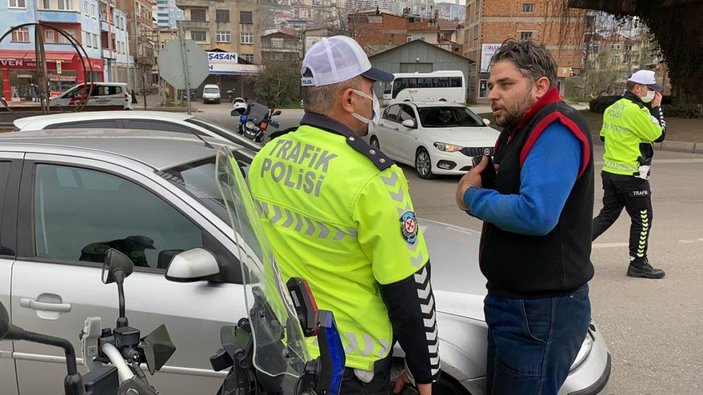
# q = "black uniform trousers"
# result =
<box><xmin>340</xmin><ymin>356</ymin><xmax>393</xmax><ymax>394</ymax></box>
<box><xmin>592</xmin><ymin>171</ymin><xmax>653</xmax><ymax>260</ymax></box>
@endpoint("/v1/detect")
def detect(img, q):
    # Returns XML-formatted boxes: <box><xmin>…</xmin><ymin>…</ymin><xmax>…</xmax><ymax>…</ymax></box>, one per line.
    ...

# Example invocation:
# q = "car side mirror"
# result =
<box><xmin>272</xmin><ymin>110</ymin><xmax>281</xmax><ymax>116</ymax></box>
<box><xmin>402</xmin><ymin>119</ymin><xmax>417</xmax><ymax>129</ymax></box>
<box><xmin>482</xmin><ymin>118</ymin><xmax>491</xmax><ymax>126</ymax></box>
<box><xmin>0</xmin><ymin>301</ymin><xmax>22</xmax><ymax>341</ymax></box>
<box><xmin>165</xmin><ymin>248</ymin><xmax>220</xmax><ymax>282</ymax></box>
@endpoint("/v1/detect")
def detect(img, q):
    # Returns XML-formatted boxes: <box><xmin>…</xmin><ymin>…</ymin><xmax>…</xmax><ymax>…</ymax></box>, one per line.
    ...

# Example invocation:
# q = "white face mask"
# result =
<box><xmin>350</xmin><ymin>89</ymin><xmax>381</xmax><ymax>127</ymax></box>
<box><xmin>641</xmin><ymin>89</ymin><xmax>655</xmax><ymax>103</ymax></box>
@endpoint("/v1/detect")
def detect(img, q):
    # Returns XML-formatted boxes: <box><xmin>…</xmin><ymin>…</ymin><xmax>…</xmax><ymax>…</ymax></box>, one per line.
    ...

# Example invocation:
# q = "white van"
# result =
<box><xmin>50</xmin><ymin>82</ymin><xmax>133</xmax><ymax>109</ymax></box>
<box><xmin>202</xmin><ymin>84</ymin><xmax>221</xmax><ymax>104</ymax></box>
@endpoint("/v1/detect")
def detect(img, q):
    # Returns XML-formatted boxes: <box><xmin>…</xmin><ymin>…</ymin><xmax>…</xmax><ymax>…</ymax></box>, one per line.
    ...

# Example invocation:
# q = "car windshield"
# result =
<box><xmin>204</xmin><ymin>88</ymin><xmax>219</xmax><ymax>93</ymax></box>
<box><xmin>417</xmin><ymin>107</ymin><xmax>485</xmax><ymax>128</ymax></box>
<box><xmin>185</xmin><ymin>117</ymin><xmax>261</xmax><ymax>151</ymax></box>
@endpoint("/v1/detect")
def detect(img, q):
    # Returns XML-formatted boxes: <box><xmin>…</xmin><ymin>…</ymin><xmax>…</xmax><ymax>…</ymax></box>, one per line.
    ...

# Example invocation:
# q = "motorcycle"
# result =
<box><xmin>232</xmin><ymin>101</ymin><xmax>281</xmax><ymax>143</ymax></box>
<box><xmin>0</xmin><ymin>248</ymin><xmax>175</xmax><ymax>395</ymax></box>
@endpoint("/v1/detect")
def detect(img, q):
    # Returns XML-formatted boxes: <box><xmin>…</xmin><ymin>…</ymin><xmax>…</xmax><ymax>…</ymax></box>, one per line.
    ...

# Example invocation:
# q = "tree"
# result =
<box><xmin>568</xmin><ymin>0</ymin><xmax>703</xmax><ymax>104</ymax></box>
<box><xmin>254</xmin><ymin>64</ymin><xmax>301</xmax><ymax>108</ymax></box>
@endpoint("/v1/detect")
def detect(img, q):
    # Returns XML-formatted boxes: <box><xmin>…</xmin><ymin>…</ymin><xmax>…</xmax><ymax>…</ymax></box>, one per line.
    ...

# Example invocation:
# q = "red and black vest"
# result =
<box><xmin>480</xmin><ymin>89</ymin><xmax>595</xmax><ymax>298</ymax></box>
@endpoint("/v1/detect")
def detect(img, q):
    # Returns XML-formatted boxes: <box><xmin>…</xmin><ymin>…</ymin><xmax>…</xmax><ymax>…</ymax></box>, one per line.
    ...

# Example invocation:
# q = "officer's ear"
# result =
<box><xmin>340</xmin><ymin>87</ymin><xmax>356</xmax><ymax>114</ymax></box>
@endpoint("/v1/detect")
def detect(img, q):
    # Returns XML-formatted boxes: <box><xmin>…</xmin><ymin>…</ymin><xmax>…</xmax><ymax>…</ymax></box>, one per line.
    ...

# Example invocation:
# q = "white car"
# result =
<box><xmin>49</xmin><ymin>82</ymin><xmax>133</xmax><ymax>110</ymax></box>
<box><xmin>368</xmin><ymin>102</ymin><xmax>500</xmax><ymax>179</ymax></box>
<box><xmin>0</xmin><ymin>129</ymin><xmax>610</xmax><ymax>395</ymax></box>
<box><xmin>13</xmin><ymin>110</ymin><xmax>261</xmax><ymax>152</ymax></box>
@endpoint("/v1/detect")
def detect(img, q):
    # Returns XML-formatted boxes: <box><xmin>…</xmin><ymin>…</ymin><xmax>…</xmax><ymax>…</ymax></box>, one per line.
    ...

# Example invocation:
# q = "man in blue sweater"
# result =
<box><xmin>455</xmin><ymin>40</ymin><xmax>594</xmax><ymax>394</ymax></box>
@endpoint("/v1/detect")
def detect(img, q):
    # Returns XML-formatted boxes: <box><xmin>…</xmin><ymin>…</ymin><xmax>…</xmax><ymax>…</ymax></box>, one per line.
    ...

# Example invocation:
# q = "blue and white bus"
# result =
<box><xmin>382</xmin><ymin>70</ymin><xmax>466</xmax><ymax>105</ymax></box>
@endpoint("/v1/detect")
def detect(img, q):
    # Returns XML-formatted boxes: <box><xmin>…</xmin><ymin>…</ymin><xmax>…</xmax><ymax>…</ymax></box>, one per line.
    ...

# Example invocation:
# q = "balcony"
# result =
<box><xmin>182</xmin><ymin>20</ymin><xmax>209</xmax><ymax>29</ymax></box>
<box><xmin>102</xmin><ymin>48</ymin><xmax>116</xmax><ymax>59</ymax></box>
<box><xmin>37</xmin><ymin>9</ymin><xmax>82</xmax><ymax>24</ymax></box>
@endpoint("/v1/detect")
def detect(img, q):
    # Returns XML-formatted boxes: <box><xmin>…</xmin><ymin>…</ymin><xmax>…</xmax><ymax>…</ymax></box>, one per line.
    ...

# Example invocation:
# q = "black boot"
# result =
<box><xmin>627</xmin><ymin>257</ymin><xmax>665</xmax><ymax>279</ymax></box>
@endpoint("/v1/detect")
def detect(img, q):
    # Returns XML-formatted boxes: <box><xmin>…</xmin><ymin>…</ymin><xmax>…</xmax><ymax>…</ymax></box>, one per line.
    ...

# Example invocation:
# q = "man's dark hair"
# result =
<box><xmin>490</xmin><ymin>39</ymin><xmax>558</xmax><ymax>88</ymax></box>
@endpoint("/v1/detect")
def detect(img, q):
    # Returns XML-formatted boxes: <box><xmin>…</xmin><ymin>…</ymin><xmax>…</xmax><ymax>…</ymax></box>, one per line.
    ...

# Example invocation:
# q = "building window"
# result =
<box><xmin>9</xmin><ymin>0</ymin><xmax>26</xmax><ymax>7</ymax></box>
<box><xmin>91</xmin><ymin>3</ymin><xmax>96</xmax><ymax>17</ymax></box>
<box><xmin>240</xmin><ymin>11</ymin><xmax>253</xmax><ymax>24</ymax></box>
<box><xmin>190</xmin><ymin>8</ymin><xmax>206</xmax><ymax>22</ymax></box>
<box><xmin>522</xmin><ymin>3</ymin><xmax>535</xmax><ymax>13</ymax></box>
<box><xmin>520</xmin><ymin>31</ymin><xmax>533</xmax><ymax>40</ymax></box>
<box><xmin>84</xmin><ymin>32</ymin><xmax>90</xmax><ymax>47</ymax></box>
<box><xmin>271</xmin><ymin>38</ymin><xmax>283</xmax><ymax>48</ymax></box>
<box><xmin>191</xmin><ymin>30</ymin><xmax>207</xmax><ymax>42</ymax></box>
<box><xmin>610</xmin><ymin>43</ymin><xmax>621</xmax><ymax>50</ymax></box>
<box><xmin>58</xmin><ymin>28</ymin><xmax>76</xmax><ymax>44</ymax></box>
<box><xmin>44</xmin><ymin>30</ymin><xmax>55</xmax><ymax>43</ymax></box>
<box><xmin>216</xmin><ymin>9</ymin><xmax>229</xmax><ymax>22</ymax></box>
<box><xmin>42</xmin><ymin>0</ymin><xmax>49</xmax><ymax>8</ymax></box>
<box><xmin>12</xmin><ymin>27</ymin><xmax>30</xmax><ymax>42</ymax></box>
<box><xmin>240</xmin><ymin>32</ymin><xmax>253</xmax><ymax>44</ymax></box>
<box><xmin>241</xmin><ymin>53</ymin><xmax>254</xmax><ymax>63</ymax></box>
<box><xmin>475</xmin><ymin>0</ymin><xmax>480</xmax><ymax>14</ymax></box>
<box><xmin>216</xmin><ymin>31</ymin><xmax>231</xmax><ymax>42</ymax></box>
<box><xmin>83</xmin><ymin>0</ymin><xmax>88</xmax><ymax>14</ymax></box>
<box><xmin>473</xmin><ymin>24</ymin><xmax>479</xmax><ymax>40</ymax></box>
<box><xmin>57</xmin><ymin>0</ymin><xmax>73</xmax><ymax>10</ymax></box>
<box><xmin>93</xmin><ymin>33</ymin><xmax>98</xmax><ymax>48</ymax></box>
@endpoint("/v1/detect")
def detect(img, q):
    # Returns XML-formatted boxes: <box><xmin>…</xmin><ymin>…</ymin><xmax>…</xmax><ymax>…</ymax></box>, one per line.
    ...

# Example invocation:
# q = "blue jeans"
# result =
<box><xmin>484</xmin><ymin>285</ymin><xmax>591</xmax><ymax>395</ymax></box>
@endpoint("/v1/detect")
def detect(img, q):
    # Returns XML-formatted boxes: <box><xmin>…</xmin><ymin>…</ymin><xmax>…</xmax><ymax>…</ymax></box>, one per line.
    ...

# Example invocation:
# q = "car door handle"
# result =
<box><xmin>20</xmin><ymin>298</ymin><xmax>72</xmax><ymax>312</ymax></box>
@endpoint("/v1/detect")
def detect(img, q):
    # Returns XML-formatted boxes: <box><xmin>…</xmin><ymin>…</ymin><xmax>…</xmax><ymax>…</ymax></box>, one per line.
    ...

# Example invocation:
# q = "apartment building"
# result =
<box><xmin>347</xmin><ymin>10</ymin><xmax>444</xmax><ymax>56</ymax></box>
<box><xmin>261</xmin><ymin>30</ymin><xmax>302</xmax><ymax>67</ymax></box>
<box><xmin>463</xmin><ymin>0</ymin><xmax>586</xmax><ymax>102</ymax></box>
<box><xmin>124</xmin><ymin>0</ymin><xmax>157</xmax><ymax>88</ymax></box>
<box><xmin>0</xmin><ymin>0</ymin><xmax>119</xmax><ymax>101</ymax></box>
<box><xmin>175</xmin><ymin>0</ymin><xmax>260</xmax><ymax>64</ymax></box>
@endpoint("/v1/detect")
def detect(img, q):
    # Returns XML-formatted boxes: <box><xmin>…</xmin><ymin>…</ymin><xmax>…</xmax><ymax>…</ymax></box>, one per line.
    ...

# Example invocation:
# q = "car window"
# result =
<box><xmin>418</xmin><ymin>106</ymin><xmax>485</xmax><ymax>128</ymax></box>
<box><xmin>45</xmin><ymin>119</ymin><xmax>121</xmax><ymax>129</ymax></box>
<box><xmin>120</xmin><ymin>119</ymin><xmax>202</xmax><ymax>135</ymax></box>
<box><xmin>383</xmin><ymin>105</ymin><xmax>401</xmax><ymax>122</ymax></box>
<box><xmin>33</xmin><ymin>164</ymin><xmax>222</xmax><ymax>272</ymax></box>
<box><xmin>184</xmin><ymin>118</ymin><xmax>261</xmax><ymax>151</ymax></box>
<box><xmin>0</xmin><ymin>161</ymin><xmax>11</xmax><ymax>255</ymax></box>
<box><xmin>61</xmin><ymin>86</ymin><xmax>82</xmax><ymax>98</ymax></box>
<box><xmin>398</xmin><ymin>105</ymin><xmax>416</xmax><ymax>122</ymax></box>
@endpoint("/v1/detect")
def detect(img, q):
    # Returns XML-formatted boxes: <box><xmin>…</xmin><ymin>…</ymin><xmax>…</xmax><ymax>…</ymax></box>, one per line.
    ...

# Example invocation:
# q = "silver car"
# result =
<box><xmin>0</xmin><ymin>130</ymin><xmax>610</xmax><ymax>394</ymax></box>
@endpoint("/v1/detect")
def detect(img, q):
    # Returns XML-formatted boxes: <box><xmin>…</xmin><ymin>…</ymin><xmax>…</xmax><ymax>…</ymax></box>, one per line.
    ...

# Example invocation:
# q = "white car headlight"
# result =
<box><xmin>434</xmin><ymin>142</ymin><xmax>463</xmax><ymax>152</ymax></box>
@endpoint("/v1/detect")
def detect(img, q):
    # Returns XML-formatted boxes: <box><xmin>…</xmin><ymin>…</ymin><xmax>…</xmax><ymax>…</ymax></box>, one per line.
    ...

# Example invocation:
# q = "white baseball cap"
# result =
<box><xmin>628</xmin><ymin>70</ymin><xmax>662</xmax><ymax>91</ymax></box>
<box><xmin>300</xmin><ymin>35</ymin><xmax>393</xmax><ymax>87</ymax></box>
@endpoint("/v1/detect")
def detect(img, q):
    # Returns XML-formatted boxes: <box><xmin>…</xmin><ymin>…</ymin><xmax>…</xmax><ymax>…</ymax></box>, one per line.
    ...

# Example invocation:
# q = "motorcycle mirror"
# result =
<box><xmin>141</xmin><ymin>324</ymin><xmax>176</xmax><ymax>375</ymax></box>
<box><xmin>101</xmin><ymin>248</ymin><xmax>134</xmax><ymax>285</ymax></box>
<box><xmin>0</xmin><ymin>301</ymin><xmax>23</xmax><ymax>341</ymax></box>
<box><xmin>165</xmin><ymin>248</ymin><xmax>220</xmax><ymax>283</ymax></box>
<box><xmin>272</xmin><ymin>110</ymin><xmax>281</xmax><ymax>116</ymax></box>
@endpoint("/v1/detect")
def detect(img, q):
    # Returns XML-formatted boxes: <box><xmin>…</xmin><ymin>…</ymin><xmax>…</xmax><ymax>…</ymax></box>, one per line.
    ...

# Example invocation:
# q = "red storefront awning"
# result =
<box><xmin>0</xmin><ymin>50</ymin><xmax>75</xmax><ymax>62</ymax></box>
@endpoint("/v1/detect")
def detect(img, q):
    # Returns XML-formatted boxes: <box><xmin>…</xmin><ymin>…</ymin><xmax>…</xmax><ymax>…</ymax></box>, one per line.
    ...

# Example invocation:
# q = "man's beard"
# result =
<box><xmin>496</xmin><ymin>94</ymin><xmax>536</xmax><ymax>130</ymax></box>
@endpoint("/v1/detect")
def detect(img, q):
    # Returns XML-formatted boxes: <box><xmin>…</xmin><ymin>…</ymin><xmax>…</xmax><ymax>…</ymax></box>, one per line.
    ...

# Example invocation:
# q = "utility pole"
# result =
<box><xmin>178</xmin><ymin>17</ymin><xmax>192</xmax><ymax>114</ymax></box>
<box><xmin>131</xmin><ymin>0</ymin><xmax>139</xmax><ymax>95</ymax></box>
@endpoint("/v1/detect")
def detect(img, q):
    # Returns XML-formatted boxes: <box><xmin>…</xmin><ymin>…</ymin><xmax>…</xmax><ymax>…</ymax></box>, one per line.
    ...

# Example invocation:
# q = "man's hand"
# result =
<box><xmin>455</xmin><ymin>155</ymin><xmax>487</xmax><ymax>211</ymax></box>
<box><xmin>652</xmin><ymin>91</ymin><xmax>663</xmax><ymax>107</ymax></box>
<box><xmin>393</xmin><ymin>369</ymin><xmax>432</xmax><ymax>394</ymax></box>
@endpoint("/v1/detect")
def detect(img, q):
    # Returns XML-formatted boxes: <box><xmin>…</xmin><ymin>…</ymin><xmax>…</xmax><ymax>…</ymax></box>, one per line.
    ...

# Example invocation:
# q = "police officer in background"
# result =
<box><xmin>248</xmin><ymin>36</ymin><xmax>440</xmax><ymax>394</ymax></box>
<box><xmin>592</xmin><ymin>69</ymin><xmax>667</xmax><ymax>279</ymax></box>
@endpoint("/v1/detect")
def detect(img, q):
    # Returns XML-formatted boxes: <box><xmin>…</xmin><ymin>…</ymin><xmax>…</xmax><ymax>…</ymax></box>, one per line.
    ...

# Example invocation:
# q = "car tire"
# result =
<box><xmin>370</xmin><ymin>136</ymin><xmax>380</xmax><ymax>150</ymax></box>
<box><xmin>415</xmin><ymin>148</ymin><xmax>434</xmax><ymax>179</ymax></box>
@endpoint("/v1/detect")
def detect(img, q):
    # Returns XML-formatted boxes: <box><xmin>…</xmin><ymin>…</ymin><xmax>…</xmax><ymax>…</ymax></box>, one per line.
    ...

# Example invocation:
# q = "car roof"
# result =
<box><xmin>0</xmin><ymin>129</ymin><xmax>234</xmax><ymax>171</ymax></box>
<box><xmin>13</xmin><ymin>111</ymin><xmax>197</xmax><ymax>130</ymax></box>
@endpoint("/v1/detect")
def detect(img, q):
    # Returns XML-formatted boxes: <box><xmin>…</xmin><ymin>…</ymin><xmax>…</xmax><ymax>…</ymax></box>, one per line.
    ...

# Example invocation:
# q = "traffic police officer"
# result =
<box><xmin>248</xmin><ymin>36</ymin><xmax>440</xmax><ymax>394</ymax></box>
<box><xmin>592</xmin><ymin>69</ymin><xmax>667</xmax><ymax>279</ymax></box>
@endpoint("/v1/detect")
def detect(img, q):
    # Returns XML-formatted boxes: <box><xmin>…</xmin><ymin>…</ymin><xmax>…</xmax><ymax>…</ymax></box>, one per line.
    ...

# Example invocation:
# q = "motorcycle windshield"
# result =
<box><xmin>215</xmin><ymin>147</ymin><xmax>310</xmax><ymax>385</ymax></box>
<box><xmin>247</xmin><ymin>102</ymin><xmax>270</xmax><ymax>123</ymax></box>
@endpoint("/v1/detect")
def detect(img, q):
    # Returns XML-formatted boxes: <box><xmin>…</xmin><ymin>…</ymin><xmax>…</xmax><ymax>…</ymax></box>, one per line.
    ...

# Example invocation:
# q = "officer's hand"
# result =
<box><xmin>652</xmin><ymin>91</ymin><xmax>663</xmax><ymax>107</ymax></box>
<box><xmin>455</xmin><ymin>155</ymin><xmax>486</xmax><ymax>211</ymax></box>
<box><xmin>393</xmin><ymin>370</ymin><xmax>432</xmax><ymax>395</ymax></box>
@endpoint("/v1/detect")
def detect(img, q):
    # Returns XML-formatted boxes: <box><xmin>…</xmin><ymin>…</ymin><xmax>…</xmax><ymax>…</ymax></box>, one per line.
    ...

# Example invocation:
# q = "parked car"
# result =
<box><xmin>0</xmin><ymin>130</ymin><xmax>610</xmax><ymax>395</ymax></box>
<box><xmin>12</xmin><ymin>110</ymin><xmax>261</xmax><ymax>152</ymax></box>
<box><xmin>178</xmin><ymin>88</ymin><xmax>198</xmax><ymax>100</ymax></box>
<box><xmin>202</xmin><ymin>84</ymin><xmax>221</xmax><ymax>104</ymax></box>
<box><xmin>367</xmin><ymin>102</ymin><xmax>500</xmax><ymax>179</ymax></box>
<box><xmin>48</xmin><ymin>82</ymin><xmax>133</xmax><ymax>110</ymax></box>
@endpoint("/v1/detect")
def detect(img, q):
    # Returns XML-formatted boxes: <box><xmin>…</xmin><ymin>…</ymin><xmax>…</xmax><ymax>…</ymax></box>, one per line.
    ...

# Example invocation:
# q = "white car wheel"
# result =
<box><xmin>415</xmin><ymin>148</ymin><xmax>434</xmax><ymax>179</ymax></box>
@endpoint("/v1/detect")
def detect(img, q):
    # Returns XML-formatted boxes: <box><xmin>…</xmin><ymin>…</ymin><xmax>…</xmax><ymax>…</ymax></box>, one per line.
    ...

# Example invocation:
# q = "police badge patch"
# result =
<box><xmin>400</xmin><ymin>211</ymin><xmax>418</xmax><ymax>244</ymax></box>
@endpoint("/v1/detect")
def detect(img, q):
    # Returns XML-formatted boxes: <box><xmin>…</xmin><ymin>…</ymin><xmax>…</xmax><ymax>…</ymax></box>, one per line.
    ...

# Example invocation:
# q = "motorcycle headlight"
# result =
<box><xmin>246</xmin><ymin>121</ymin><xmax>259</xmax><ymax>131</ymax></box>
<box><xmin>434</xmin><ymin>142</ymin><xmax>463</xmax><ymax>152</ymax></box>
